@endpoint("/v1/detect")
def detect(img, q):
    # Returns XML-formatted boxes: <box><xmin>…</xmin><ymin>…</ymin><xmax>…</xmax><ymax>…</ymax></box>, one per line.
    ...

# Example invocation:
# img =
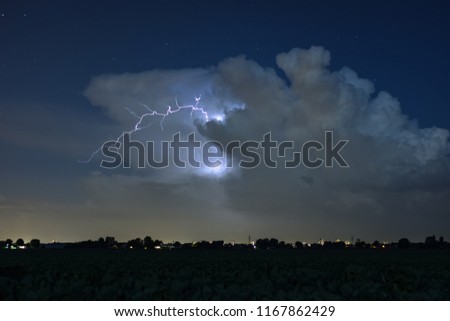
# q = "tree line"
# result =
<box><xmin>1</xmin><ymin>235</ymin><xmax>449</xmax><ymax>250</ymax></box>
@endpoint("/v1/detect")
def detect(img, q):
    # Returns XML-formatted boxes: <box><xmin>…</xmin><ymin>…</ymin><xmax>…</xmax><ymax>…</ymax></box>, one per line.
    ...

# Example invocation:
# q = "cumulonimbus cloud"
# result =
<box><xmin>83</xmin><ymin>46</ymin><xmax>450</xmax><ymax>242</ymax></box>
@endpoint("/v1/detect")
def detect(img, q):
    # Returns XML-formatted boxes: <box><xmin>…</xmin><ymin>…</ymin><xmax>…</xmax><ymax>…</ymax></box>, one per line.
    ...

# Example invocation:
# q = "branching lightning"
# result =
<box><xmin>79</xmin><ymin>96</ymin><xmax>209</xmax><ymax>164</ymax></box>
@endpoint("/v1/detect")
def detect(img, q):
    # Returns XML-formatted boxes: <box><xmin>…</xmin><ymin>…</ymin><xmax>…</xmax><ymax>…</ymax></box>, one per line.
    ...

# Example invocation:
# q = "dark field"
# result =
<box><xmin>1</xmin><ymin>249</ymin><xmax>450</xmax><ymax>300</ymax></box>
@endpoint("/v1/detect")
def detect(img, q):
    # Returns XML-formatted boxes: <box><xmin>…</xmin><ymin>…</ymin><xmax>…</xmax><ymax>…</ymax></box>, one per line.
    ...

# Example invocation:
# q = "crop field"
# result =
<box><xmin>1</xmin><ymin>249</ymin><xmax>450</xmax><ymax>300</ymax></box>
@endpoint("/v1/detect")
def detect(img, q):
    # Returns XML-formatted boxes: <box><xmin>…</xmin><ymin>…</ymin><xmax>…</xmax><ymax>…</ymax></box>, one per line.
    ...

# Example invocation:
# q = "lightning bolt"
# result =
<box><xmin>79</xmin><ymin>96</ymin><xmax>209</xmax><ymax>164</ymax></box>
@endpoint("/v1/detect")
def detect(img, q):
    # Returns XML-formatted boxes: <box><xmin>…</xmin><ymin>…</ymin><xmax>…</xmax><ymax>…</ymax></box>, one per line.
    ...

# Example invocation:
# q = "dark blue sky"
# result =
<box><xmin>1</xmin><ymin>1</ymin><xmax>450</xmax><ymax>242</ymax></box>
<box><xmin>1</xmin><ymin>0</ymin><xmax>450</xmax><ymax>128</ymax></box>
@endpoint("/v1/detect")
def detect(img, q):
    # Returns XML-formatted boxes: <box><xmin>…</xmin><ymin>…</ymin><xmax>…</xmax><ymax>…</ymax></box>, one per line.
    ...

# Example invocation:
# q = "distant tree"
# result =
<box><xmin>255</xmin><ymin>238</ymin><xmax>270</xmax><ymax>249</ymax></box>
<box><xmin>425</xmin><ymin>235</ymin><xmax>438</xmax><ymax>249</ymax></box>
<box><xmin>143</xmin><ymin>236</ymin><xmax>154</xmax><ymax>249</ymax></box>
<box><xmin>105</xmin><ymin>236</ymin><xmax>116</xmax><ymax>248</ymax></box>
<box><xmin>181</xmin><ymin>242</ymin><xmax>193</xmax><ymax>249</ymax></box>
<box><xmin>197</xmin><ymin>240</ymin><xmax>211</xmax><ymax>249</ymax></box>
<box><xmin>173</xmin><ymin>241</ymin><xmax>181</xmax><ymax>248</ymax></box>
<box><xmin>16</xmin><ymin>238</ymin><xmax>25</xmax><ymax>247</ymax></box>
<box><xmin>5</xmin><ymin>239</ymin><xmax>13</xmax><ymax>249</ymax></box>
<box><xmin>437</xmin><ymin>236</ymin><xmax>449</xmax><ymax>249</ymax></box>
<box><xmin>268</xmin><ymin>238</ymin><xmax>279</xmax><ymax>249</ymax></box>
<box><xmin>295</xmin><ymin>241</ymin><xmax>303</xmax><ymax>249</ymax></box>
<box><xmin>372</xmin><ymin>240</ymin><xmax>381</xmax><ymax>248</ymax></box>
<box><xmin>127</xmin><ymin>238</ymin><xmax>143</xmax><ymax>249</ymax></box>
<box><xmin>72</xmin><ymin>240</ymin><xmax>96</xmax><ymax>249</ymax></box>
<box><xmin>30</xmin><ymin>239</ymin><xmax>40</xmax><ymax>249</ymax></box>
<box><xmin>355</xmin><ymin>239</ymin><xmax>366</xmax><ymax>248</ymax></box>
<box><xmin>323</xmin><ymin>241</ymin><xmax>333</xmax><ymax>248</ymax></box>
<box><xmin>211</xmin><ymin>240</ymin><xmax>224</xmax><ymax>249</ymax></box>
<box><xmin>398</xmin><ymin>238</ymin><xmax>410</xmax><ymax>249</ymax></box>
<box><xmin>283</xmin><ymin>242</ymin><xmax>294</xmax><ymax>249</ymax></box>
<box><xmin>97</xmin><ymin>237</ymin><xmax>106</xmax><ymax>248</ymax></box>
<box><xmin>335</xmin><ymin>241</ymin><xmax>346</xmax><ymax>249</ymax></box>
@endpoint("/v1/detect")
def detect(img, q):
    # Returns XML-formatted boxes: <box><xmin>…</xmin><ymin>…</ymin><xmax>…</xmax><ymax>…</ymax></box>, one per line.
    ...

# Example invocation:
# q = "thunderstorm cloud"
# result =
<box><xmin>78</xmin><ymin>46</ymin><xmax>450</xmax><ymax>242</ymax></box>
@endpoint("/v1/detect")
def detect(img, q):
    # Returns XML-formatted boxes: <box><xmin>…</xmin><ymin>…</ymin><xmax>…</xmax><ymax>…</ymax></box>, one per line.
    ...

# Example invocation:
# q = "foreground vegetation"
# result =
<box><xmin>1</xmin><ymin>248</ymin><xmax>450</xmax><ymax>300</ymax></box>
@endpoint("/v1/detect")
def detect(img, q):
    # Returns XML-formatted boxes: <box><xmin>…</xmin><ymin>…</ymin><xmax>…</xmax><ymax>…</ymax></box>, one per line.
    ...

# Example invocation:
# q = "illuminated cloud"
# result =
<box><xmin>79</xmin><ymin>46</ymin><xmax>450</xmax><ymax>241</ymax></box>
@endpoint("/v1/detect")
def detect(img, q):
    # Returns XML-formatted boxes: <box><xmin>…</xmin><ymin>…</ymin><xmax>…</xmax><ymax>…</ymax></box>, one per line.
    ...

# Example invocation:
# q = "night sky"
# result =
<box><xmin>1</xmin><ymin>0</ymin><xmax>449</xmax><ymax>243</ymax></box>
